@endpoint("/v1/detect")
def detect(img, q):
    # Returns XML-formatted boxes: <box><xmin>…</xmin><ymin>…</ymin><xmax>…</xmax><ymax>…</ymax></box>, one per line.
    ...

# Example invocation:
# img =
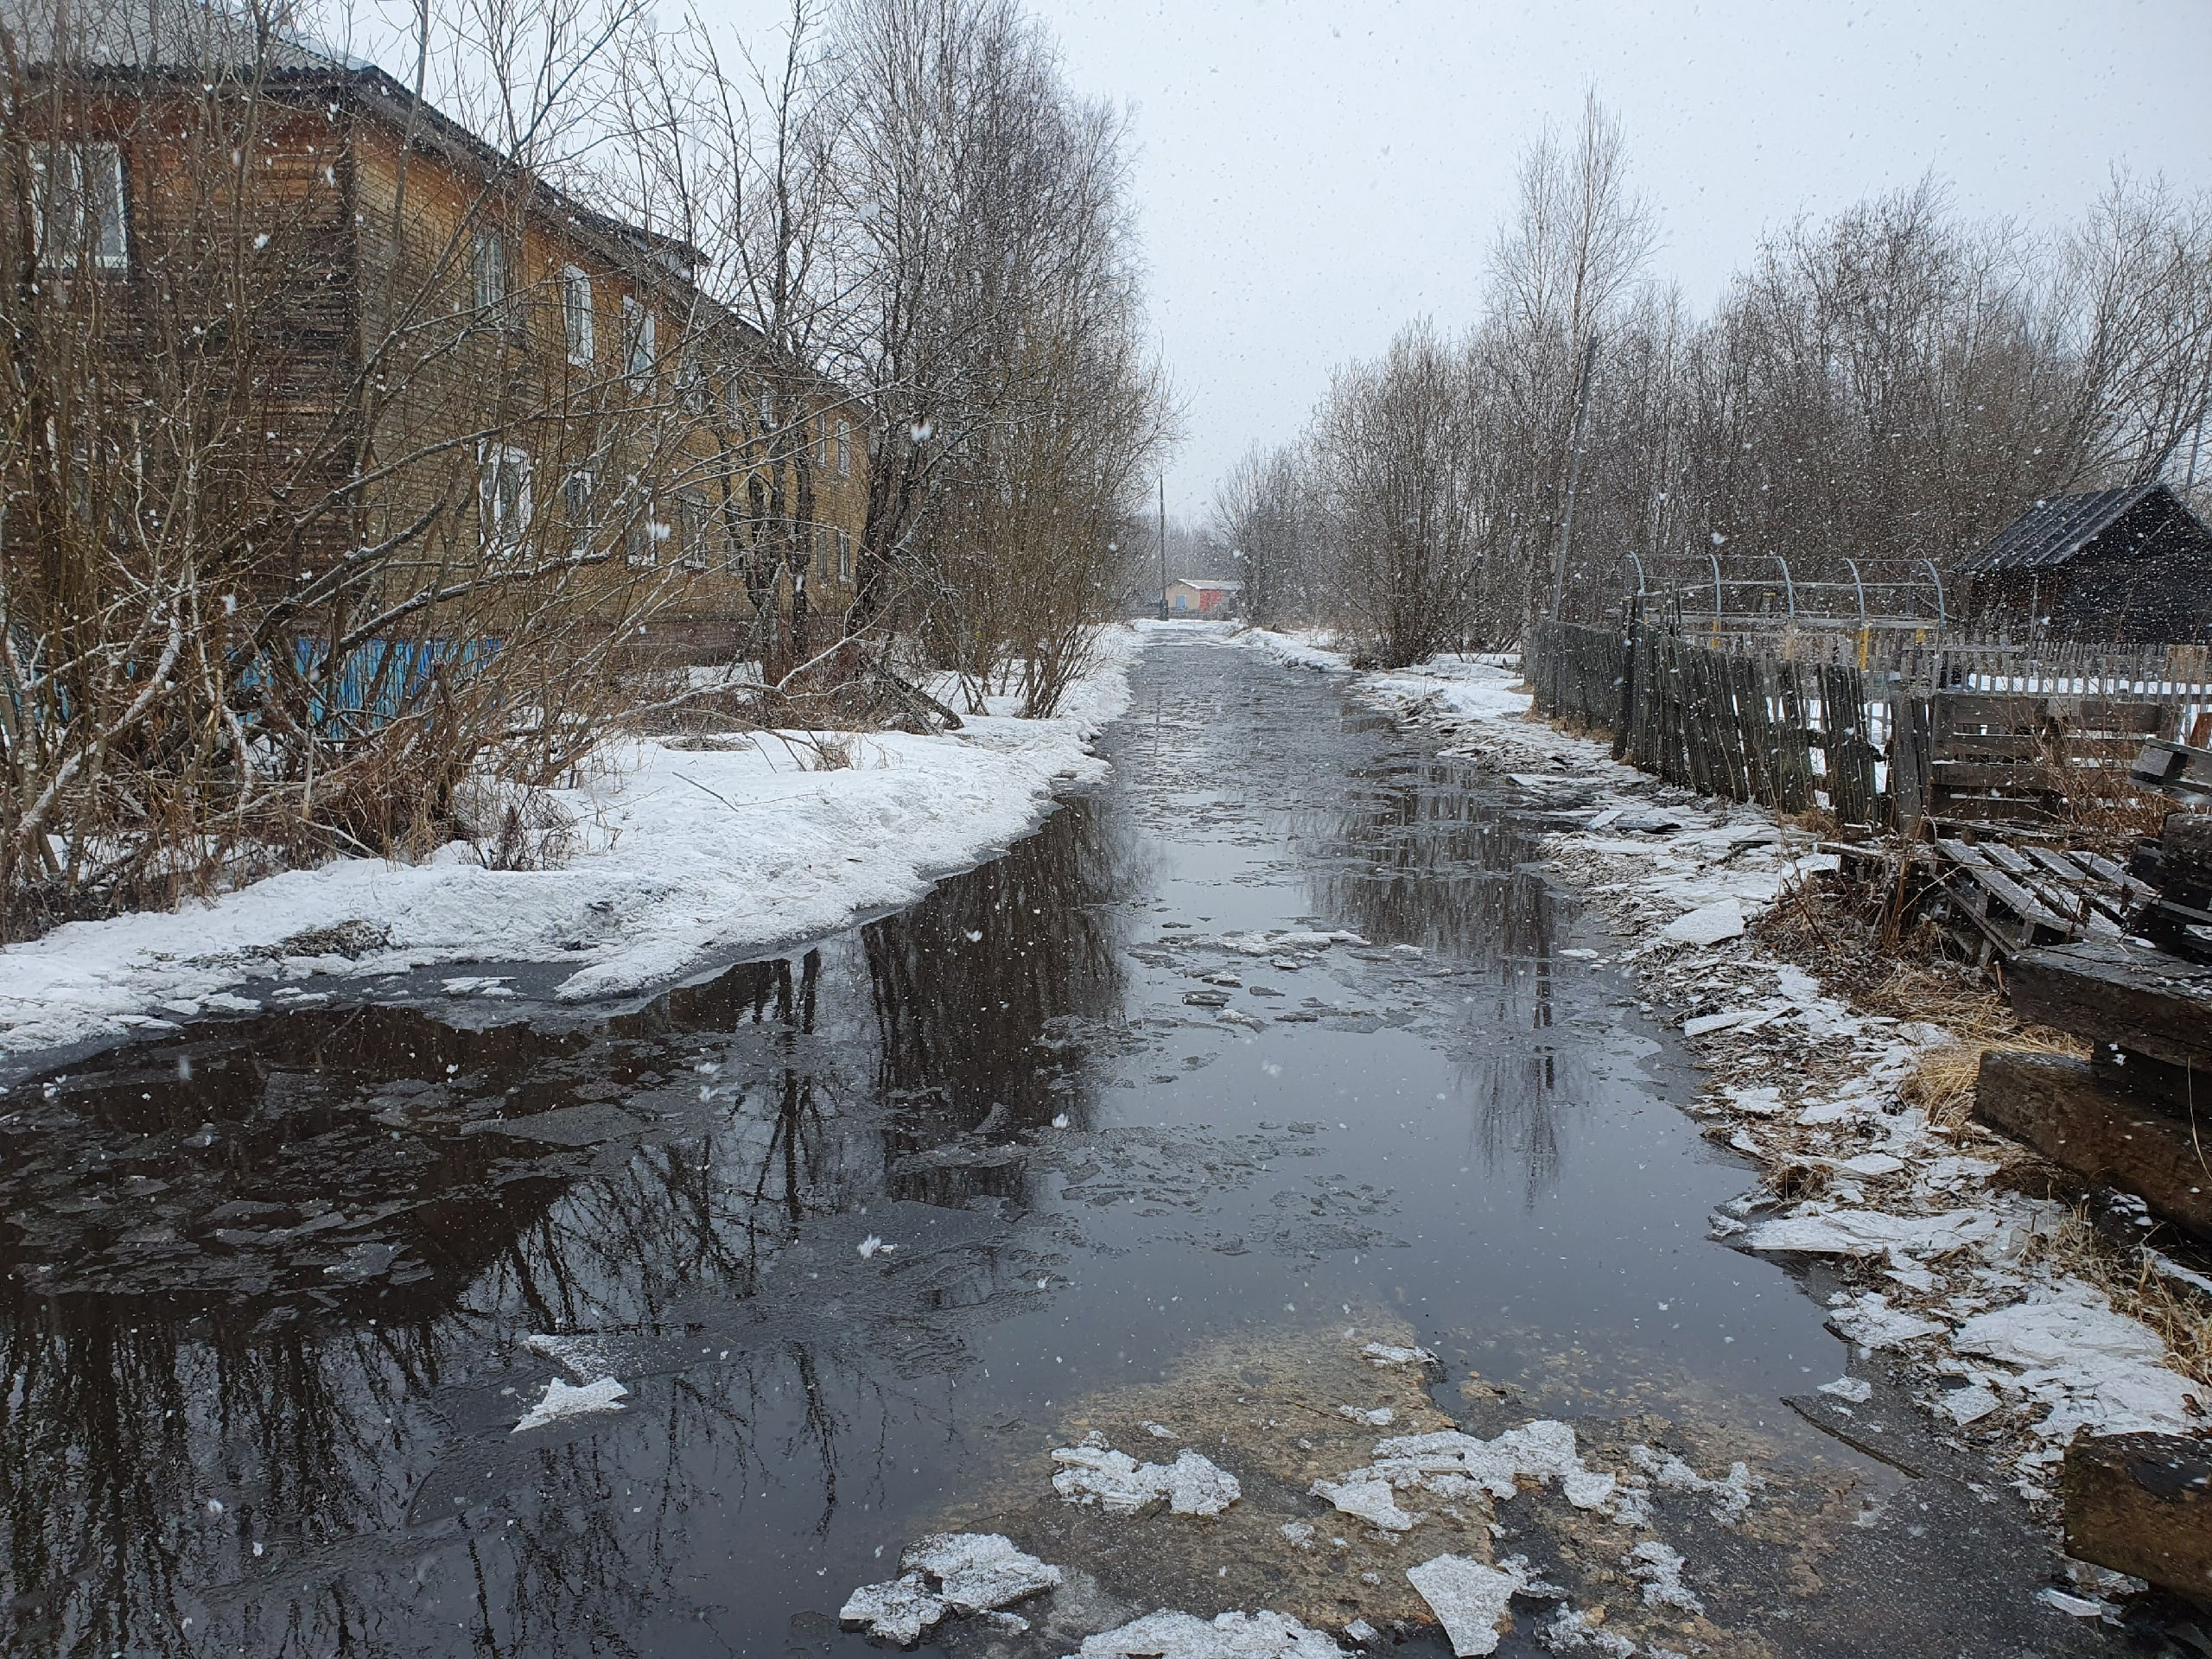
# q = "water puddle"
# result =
<box><xmin>0</xmin><ymin>640</ymin><xmax>2115</xmax><ymax>1656</ymax></box>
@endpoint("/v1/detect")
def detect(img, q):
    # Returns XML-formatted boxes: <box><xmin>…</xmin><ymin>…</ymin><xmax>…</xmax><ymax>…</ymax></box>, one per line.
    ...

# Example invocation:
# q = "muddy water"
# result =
<box><xmin>0</xmin><ymin>639</ymin><xmax>2126</xmax><ymax>1656</ymax></box>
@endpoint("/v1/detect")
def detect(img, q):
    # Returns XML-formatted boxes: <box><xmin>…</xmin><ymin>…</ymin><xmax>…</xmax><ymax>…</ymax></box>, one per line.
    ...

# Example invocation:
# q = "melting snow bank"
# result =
<box><xmin>0</xmin><ymin>628</ymin><xmax>1141</xmax><ymax>1056</ymax></box>
<box><xmin>1223</xmin><ymin>624</ymin><xmax>2209</xmax><ymax>1497</ymax></box>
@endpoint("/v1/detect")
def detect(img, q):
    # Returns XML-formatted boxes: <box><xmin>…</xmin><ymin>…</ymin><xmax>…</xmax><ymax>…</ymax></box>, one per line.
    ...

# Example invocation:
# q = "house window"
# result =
<box><xmin>621</xmin><ymin>296</ymin><xmax>656</xmax><ymax>378</ymax></box>
<box><xmin>472</xmin><ymin>227</ymin><xmax>510</xmax><ymax>313</ymax></box>
<box><xmin>479</xmin><ymin>444</ymin><xmax>531</xmax><ymax>554</ymax></box>
<box><xmin>32</xmin><ymin>141</ymin><xmax>128</xmax><ymax>272</ymax></box>
<box><xmin>817</xmin><ymin>414</ymin><xmax>831</xmax><ymax>466</ymax></box>
<box><xmin>624</xmin><ymin>482</ymin><xmax>664</xmax><ymax>566</ymax></box>
<box><xmin>836</xmin><ymin>419</ymin><xmax>851</xmax><ymax>477</ymax></box>
<box><xmin>562</xmin><ymin>468</ymin><xmax>596</xmax><ymax>543</ymax></box>
<box><xmin>561</xmin><ymin>265</ymin><xmax>594</xmax><ymax>365</ymax></box>
<box><xmin>677</xmin><ymin>492</ymin><xmax>710</xmax><ymax>569</ymax></box>
<box><xmin>836</xmin><ymin>528</ymin><xmax>853</xmax><ymax>583</ymax></box>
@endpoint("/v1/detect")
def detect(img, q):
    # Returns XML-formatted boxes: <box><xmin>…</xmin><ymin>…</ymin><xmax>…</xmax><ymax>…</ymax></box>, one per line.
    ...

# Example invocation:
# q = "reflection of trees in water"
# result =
<box><xmin>1307</xmin><ymin>760</ymin><xmax>1592</xmax><ymax>1206</ymax></box>
<box><xmin>1309</xmin><ymin>760</ymin><xmax>1561</xmax><ymax>972</ymax></box>
<box><xmin>1</xmin><ymin>806</ymin><xmax>1127</xmax><ymax>1656</ymax></box>
<box><xmin>864</xmin><ymin>797</ymin><xmax>1132</xmax><ymax>1160</ymax></box>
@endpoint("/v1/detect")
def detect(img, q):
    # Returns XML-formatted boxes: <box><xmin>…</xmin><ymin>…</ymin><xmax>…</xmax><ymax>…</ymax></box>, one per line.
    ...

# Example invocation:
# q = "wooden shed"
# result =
<box><xmin>1956</xmin><ymin>484</ymin><xmax>2212</xmax><ymax>645</ymax></box>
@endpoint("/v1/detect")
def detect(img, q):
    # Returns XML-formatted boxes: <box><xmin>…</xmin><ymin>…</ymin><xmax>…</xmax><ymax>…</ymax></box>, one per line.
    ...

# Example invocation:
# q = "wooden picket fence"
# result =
<box><xmin>1528</xmin><ymin>620</ymin><xmax>2202</xmax><ymax>834</ymax></box>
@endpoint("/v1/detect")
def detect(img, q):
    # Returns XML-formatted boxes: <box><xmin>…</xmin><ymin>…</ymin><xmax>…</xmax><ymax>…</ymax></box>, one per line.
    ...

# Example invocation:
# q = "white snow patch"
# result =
<box><xmin>512</xmin><ymin>1376</ymin><xmax>626</xmax><ymax>1433</ymax></box>
<box><xmin>1827</xmin><ymin>1292</ymin><xmax>1948</xmax><ymax>1350</ymax></box>
<box><xmin>0</xmin><ymin>629</ymin><xmax>1141</xmax><ymax>1054</ymax></box>
<box><xmin>1309</xmin><ymin>1475</ymin><xmax>1422</xmax><ymax>1533</ymax></box>
<box><xmin>1336</xmin><ymin>1406</ymin><xmax>1395</xmax><ymax>1427</ymax></box>
<box><xmin>1051</xmin><ymin>1443</ymin><xmax>1242</xmax><ymax>1515</ymax></box>
<box><xmin>1743</xmin><ymin>1206</ymin><xmax>2000</xmax><ymax>1257</ymax></box>
<box><xmin>1072</xmin><ymin>1609</ymin><xmax>1344</xmax><ymax>1659</ymax></box>
<box><xmin>1360</xmin><ymin>1342</ymin><xmax>1437</xmax><ymax>1368</ymax></box>
<box><xmin>1537</xmin><ymin>1608</ymin><xmax>1636</xmax><ymax>1656</ymax></box>
<box><xmin>1624</xmin><ymin>1540</ymin><xmax>1701</xmax><ymax>1613</ymax></box>
<box><xmin>1817</xmin><ymin>1376</ymin><xmax>1872</xmax><ymax>1403</ymax></box>
<box><xmin>1657</xmin><ymin>899</ymin><xmax>1745</xmax><ymax>946</ymax></box>
<box><xmin>1405</xmin><ymin>1554</ymin><xmax>1527</xmax><ymax>1656</ymax></box>
<box><xmin>1954</xmin><ymin>1282</ymin><xmax>2204</xmax><ymax>1440</ymax></box>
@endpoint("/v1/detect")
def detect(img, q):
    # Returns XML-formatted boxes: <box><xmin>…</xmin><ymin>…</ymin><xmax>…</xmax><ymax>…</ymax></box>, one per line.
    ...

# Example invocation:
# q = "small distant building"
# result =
<box><xmin>1165</xmin><ymin>578</ymin><xmax>1243</xmax><ymax>617</ymax></box>
<box><xmin>1956</xmin><ymin>484</ymin><xmax>2212</xmax><ymax>645</ymax></box>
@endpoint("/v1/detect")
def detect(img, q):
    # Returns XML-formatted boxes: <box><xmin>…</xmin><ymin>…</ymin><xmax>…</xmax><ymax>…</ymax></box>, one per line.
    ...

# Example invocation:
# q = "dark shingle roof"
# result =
<box><xmin>1955</xmin><ymin>484</ymin><xmax>2190</xmax><ymax>575</ymax></box>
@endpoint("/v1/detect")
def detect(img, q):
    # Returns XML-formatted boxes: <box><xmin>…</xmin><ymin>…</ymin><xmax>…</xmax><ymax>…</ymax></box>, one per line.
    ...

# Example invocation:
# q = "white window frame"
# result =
<box><xmin>677</xmin><ymin>492</ymin><xmax>710</xmax><ymax>571</ymax></box>
<box><xmin>836</xmin><ymin>527</ymin><xmax>853</xmax><ymax>583</ymax></box>
<box><xmin>472</xmin><ymin>226</ymin><xmax>509</xmax><ymax>314</ymax></box>
<box><xmin>33</xmin><ymin>141</ymin><xmax>129</xmax><ymax>273</ymax></box>
<box><xmin>623</xmin><ymin>479</ymin><xmax>663</xmax><ymax>568</ymax></box>
<box><xmin>836</xmin><ymin>419</ymin><xmax>851</xmax><ymax>478</ymax></box>
<box><xmin>622</xmin><ymin>296</ymin><xmax>656</xmax><ymax>378</ymax></box>
<box><xmin>479</xmin><ymin>443</ymin><xmax>532</xmax><ymax>556</ymax></box>
<box><xmin>561</xmin><ymin>264</ymin><xmax>594</xmax><ymax>365</ymax></box>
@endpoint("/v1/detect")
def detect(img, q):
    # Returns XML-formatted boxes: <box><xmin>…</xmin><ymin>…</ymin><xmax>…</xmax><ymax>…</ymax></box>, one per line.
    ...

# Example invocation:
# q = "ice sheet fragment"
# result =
<box><xmin>512</xmin><ymin>1376</ymin><xmax>626</xmax><ymax>1433</ymax></box>
<box><xmin>841</xmin><ymin>1574</ymin><xmax>948</xmax><ymax>1644</ymax></box>
<box><xmin>900</xmin><ymin>1532</ymin><xmax>1062</xmax><ymax>1611</ymax></box>
<box><xmin>1405</xmin><ymin>1554</ymin><xmax>1527</xmax><ymax>1656</ymax></box>
<box><xmin>1052</xmin><ymin>1444</ymin><xmax>1241</xmax><ymax>1515</ymax></box>
<box><xmin>1625</xmin><ymin>1540</ymin><xmax>1701</xmax><ymax>1612</ymax></box>
<box><xmin>1071</xmin><ymin>1609</ymin><xmax>1344</xmax><ymax>1659</ymax></box>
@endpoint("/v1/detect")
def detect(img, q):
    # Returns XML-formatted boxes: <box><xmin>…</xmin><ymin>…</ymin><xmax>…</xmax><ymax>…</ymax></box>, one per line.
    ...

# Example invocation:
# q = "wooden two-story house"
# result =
<box><xmin>3</xmin><ymin>0</ymin><xmax>865</xmax><ymax>702</ymax></box>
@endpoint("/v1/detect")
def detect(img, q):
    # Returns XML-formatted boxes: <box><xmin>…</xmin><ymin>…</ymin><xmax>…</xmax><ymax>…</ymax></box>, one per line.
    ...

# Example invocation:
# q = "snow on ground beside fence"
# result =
<box><xmin>0</xmin><ymin>628</ymin><xmax>1142</xmax><ymax>1058</ymax></box>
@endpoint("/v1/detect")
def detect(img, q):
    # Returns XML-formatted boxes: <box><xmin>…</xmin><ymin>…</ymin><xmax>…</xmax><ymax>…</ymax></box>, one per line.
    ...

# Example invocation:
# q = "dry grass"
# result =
<box><xmin>2029</xmin><ymin>1208</ymin><xmax>2212</xmax><ymax>1389</ymax></box>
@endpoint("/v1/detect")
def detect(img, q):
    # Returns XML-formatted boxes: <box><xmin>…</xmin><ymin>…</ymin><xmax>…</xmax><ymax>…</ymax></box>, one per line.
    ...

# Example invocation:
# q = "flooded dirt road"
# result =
<box><xmin>0</xmin><ymin>637</ymin><xmax>2157</xmax><ymax>1656</ymax></box>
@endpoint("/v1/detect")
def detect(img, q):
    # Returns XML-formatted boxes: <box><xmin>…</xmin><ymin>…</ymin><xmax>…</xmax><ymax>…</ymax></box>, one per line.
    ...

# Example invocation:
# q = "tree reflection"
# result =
<box><xmin>0</xmin><ymin>803</ymin><xmax>1128</xmax><ymax>1656</ymax></box>
<box><xmin>1307</xmin><ymin>759</ymin><xmax>1595</xmax><ymax>1205</ymax></box>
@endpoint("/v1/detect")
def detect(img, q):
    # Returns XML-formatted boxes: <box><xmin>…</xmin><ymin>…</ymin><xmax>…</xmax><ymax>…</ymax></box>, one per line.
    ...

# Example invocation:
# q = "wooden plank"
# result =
<box><xmin>1976</xmin><ymin>1048</ymin><xmax>2212</xmax><ymax>1237</ymax></box>
<box><xmin>2008</xmin><ymin>940</ymin><xmax>2212</xmax><ymax>1066</ymax></box>
<box><xmin>2063</xmin><ymin>1433</ymin><xmax>2212</xmax><ymax>1604</ymax></box>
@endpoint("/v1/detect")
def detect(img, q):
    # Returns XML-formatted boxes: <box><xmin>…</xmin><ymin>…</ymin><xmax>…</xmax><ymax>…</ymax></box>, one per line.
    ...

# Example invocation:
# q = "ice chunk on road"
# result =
<box><xmin>1816</xmin><ymin>1376</ymin><xmax>1872</xmax><ymax>1403</ymax></box>
<box><xmin>1630</xmin><ymin>1444</ymin><xmax>1760</xmax><ymax>1525</ymax></box>
<box><xmin>1536</xmin><ymin>1608</ymin><xmax>1635</xmax><ymax>1656</ymax></box>
<box><xmin>512</xmin><ymin>1376</ymin><xmax>626</xmax><ymax>1433</ymax></box>
<box><xmin>1658</xmin><ymin>899</ymin><xmax>1743</xmax><ymax>946</ymax></box>
<box><xmin>901</xmin><ymin>1533</ymin><xmax>1062</xmax><ymax>1612</ymax></box>
<box><xmin>1336</xmin><ymin>1405</ymin><xmax>1395</xmax><ymax>1426</ymax></box>
<box><xmin>1954</xmin><ymin>1283</ymin><xmax>2203</xmax><ymax>1437</ymax></box>
<box><xmin>1625</xmin><ymin>1540</ymin><xmax>1701</xmax><ymax>1613</ymax></box>
<box><xmin>1405</xmin><ymin>1554</ymin><xmax>1527</xmax><ymax>1656</ymax></box>
<box><xmin>1052</xmin><ymin>1444</ymin><xmax>1241</xmax><ymax>1515</ymax></box>
<box><xmin>840</xmin><ymin>1573</ymin><xmax>948</xmax><ymax>1644</ymax></box>
<box><xmin>1309</xmin><ymin>1475</ymin><xmax>1421</xmax><ymax>1532</ymax></box>
<box><xmin>842</xmin><ymin>1533</ymin><xmax>1061</xmax><ymax>1643</ymax></box>
<box><xmin>1742</xmin><ymin>1206</ymin><xmax>2000</xmax><ymax>1257</ymax></box>
<box><xmin>1827</xmin><ymin>1291</ymin><xmax>1947</xmax><ymax>1350</ymax></box>
<box><xmin>1073</xmin><ymin>1609</ymin><xmax>1344</xmax><ymax>1659</ymax></box>
<box><xmin>1363</xmin><ymin>1421</ymin><xmax>1620</xmax><ymax>1513</ymax></box>
<box><xmin>1360</xmin><ymin>1342</ymin><xmax>1437</xmax><ymax>1367</ymax></box>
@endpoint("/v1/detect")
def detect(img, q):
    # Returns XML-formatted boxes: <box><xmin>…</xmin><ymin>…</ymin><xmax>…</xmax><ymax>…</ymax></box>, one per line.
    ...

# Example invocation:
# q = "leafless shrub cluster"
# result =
<box><xmin>1218</xmin><ymin>93</ymin><xmax>2212</xmax><ymax>664</ymax></box>
<box><xmin>0</xmin><ymin>0</ymin><xmax>1167</xmax><ymax>935</ymax></box>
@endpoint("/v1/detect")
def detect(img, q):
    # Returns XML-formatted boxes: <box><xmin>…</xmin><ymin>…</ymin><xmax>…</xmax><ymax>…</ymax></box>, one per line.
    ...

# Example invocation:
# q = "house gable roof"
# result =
<box><xmin>1955</xmin><ymin>483</ymin><xmax>2210</xmax><ymax>575</ymax></box>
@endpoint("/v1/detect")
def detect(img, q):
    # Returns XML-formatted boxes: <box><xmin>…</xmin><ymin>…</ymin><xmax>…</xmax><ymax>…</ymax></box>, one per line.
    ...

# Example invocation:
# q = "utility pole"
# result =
<box><xmin>1158</xmin><ymin>476</ymin><xmax>1168</xmax><ymax>620</ymax></box>
<box><xmin>1548</xmin><ymin>332</ymin><xmax>1600</xmax><ymax>623</ymax></box>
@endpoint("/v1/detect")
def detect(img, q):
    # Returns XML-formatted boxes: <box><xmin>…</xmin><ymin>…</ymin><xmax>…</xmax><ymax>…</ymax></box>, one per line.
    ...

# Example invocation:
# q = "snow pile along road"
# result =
<box><xmin>0</xmin><ymin>628</ymin><xmax>1141</xmax><ymax>1057</ymax></box>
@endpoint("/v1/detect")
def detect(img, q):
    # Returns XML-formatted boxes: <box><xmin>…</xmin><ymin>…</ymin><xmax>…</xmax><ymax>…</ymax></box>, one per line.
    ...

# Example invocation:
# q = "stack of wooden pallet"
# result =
<box><xmin>1927</xmin><ymin>837</ymin><xmax>2149</xmax><ymax>965</ymax></box>
<box><xmin>1908</xmin><ymin>691</ymin><xmax>2167</xmax><ymax>834</ymax></box>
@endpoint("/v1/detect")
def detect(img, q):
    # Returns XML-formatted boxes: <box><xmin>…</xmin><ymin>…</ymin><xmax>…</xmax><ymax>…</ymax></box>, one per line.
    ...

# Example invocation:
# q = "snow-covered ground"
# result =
<box><xmin>1223</xmin><ymin>624</ymin><xmax>2207</xmax><ymax>1499</ymax></box>
<box><xmin>0</xmin><ymin>628</ymin><xmax>1141</xmax><ymax>1058</ymax></box>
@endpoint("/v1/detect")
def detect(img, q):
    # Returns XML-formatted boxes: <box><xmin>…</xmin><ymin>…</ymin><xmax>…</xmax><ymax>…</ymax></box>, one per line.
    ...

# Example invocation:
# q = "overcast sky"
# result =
<box><xmin>1001</xmin><ymin>0</ymin><xmax>2212</xmax><ymax>519</ymax></box>
<box><xmin>683</xmin><ymin>1</ymin><xmax>2212</xmax><ymax>520</ymax></box>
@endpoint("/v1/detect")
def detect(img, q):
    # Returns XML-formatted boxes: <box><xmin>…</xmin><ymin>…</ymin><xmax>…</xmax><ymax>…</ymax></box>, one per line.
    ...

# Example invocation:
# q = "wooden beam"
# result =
<box><xmin>1974</xmin><ymin>1049</ymin><xmax>2212</xmax><ymax>1238</ymax></box>
<box><xmin>2063</xmin><ymin>1433</ymin><xmax>2212</xmax><ymax>1605</ymax></box>
<box><xmin>2008</xmin><ymin>940</ymin><xmax>2212</xmax><ymax>1068</ymax></box>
